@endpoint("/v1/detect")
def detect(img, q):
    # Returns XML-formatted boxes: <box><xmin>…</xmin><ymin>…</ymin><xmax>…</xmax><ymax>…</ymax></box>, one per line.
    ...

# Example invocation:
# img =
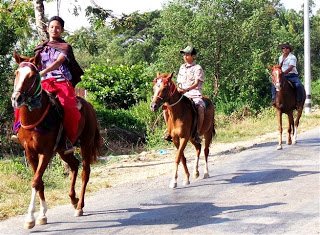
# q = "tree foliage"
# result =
<box><xmin>80</xmin><ymin>64</ymin><xmax>151</xmax><ymax>109</ymax></box>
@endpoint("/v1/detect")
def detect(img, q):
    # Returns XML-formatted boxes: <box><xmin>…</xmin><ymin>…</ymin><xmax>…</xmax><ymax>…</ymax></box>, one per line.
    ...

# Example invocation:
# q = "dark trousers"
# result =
<box><xmin>271</xmin><ymin>73</ymin><xmax>303</xmax><ymax>102</ymax></box>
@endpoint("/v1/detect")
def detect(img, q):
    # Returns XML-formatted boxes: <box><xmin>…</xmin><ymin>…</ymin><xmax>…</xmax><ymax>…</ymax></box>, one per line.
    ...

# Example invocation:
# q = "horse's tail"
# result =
<box><xmin>91</xmin><ymin>126</ymin><xmax>102</xmax><ymax>164</ymax></box>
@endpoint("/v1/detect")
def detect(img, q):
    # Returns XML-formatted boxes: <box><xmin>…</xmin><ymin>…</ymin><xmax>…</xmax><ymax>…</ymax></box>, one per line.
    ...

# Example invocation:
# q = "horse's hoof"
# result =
<box><xmin>203</xmin><ymin>173</ymin><xmax>209</xmax><ymax>179</ymax></box>
<box><xmin>276</xmin><ymin>145</ymin><xmax>282</xmax><ymax>150</ymax></box>
<box><xmin>24</xmin><ymin>221</ymin><xmax>35</xmax><ymax>229</ymax></box>
<box><xmin>169</xmin><ymin>181</ymin><xmax>177</xmax><ymax>189</ymax></box>
<box><xmin>183</xmin><ymin>180</ymin><xmax>190</xmax><ymax>186</ymax></box>
<box><xmin>287</xmin><ymin>141</ymin><xmax>292</xmax><ymax>145</ymax></box>
<box><xmin>193</xmin><ymin>171</ymin><xmax>199</xmax><ymax>179</ymax></box>
<box><xmin>36</xmin><ymin>216</ymin><xmax>47</xmax><ymax>225</ymax></box>
<box><xmin>292</xmin><ymin>140</ymin><xmax>297</xmax><ymax>145</ymax></box>
<box><xmin>74</xmin><ymin>209</ymin><xmax>83</xmax><ymax>217</ymax></box>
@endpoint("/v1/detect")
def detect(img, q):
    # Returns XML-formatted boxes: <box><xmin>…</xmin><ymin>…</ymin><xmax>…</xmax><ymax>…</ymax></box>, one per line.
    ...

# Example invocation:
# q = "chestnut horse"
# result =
<box><xmin>150</xmin><ymin>73</ymin><xmax>215</xmax><ymax>188</ymax></box>
<box><xmin>11</xmin><ymin>52</ymin><xmax>102</xmax><ymax>229</ymax></box>
<box><xmin>270</xmin><ymin>65</ymin><xmax>306</xmax><ymax>150</ymax></box>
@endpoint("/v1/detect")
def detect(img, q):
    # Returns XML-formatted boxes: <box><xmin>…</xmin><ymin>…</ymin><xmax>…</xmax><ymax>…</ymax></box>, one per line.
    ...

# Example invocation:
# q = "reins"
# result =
<box><xmin>165</xmin><ymin>81</ymin><xmax>184</xmax><ymax>107</ymax></box>
<box><xmin>21</xmin><ymin>103</ymin><xmax>51</xmax><ymax>130</ymax></box>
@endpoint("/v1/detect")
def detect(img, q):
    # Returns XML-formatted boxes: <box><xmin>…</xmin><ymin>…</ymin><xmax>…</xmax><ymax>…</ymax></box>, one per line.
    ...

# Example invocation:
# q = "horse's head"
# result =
<box><xmin>11</xmin><ymin>52</ymin><xmax>42</xmax><ymax>110</ymax></box>
<box><xmin>270</xmin><ymin>65</ymin><xmax>283</xmax><ymax>92</ymax></box>
<box><xmin>150</xmin><ymin>72</ymin><xmax>175</xmax><ymax>112</ymax></box>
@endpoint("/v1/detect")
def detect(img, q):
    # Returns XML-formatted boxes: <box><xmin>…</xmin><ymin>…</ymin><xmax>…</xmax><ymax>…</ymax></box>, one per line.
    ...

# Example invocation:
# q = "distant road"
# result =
<box><xmin>0</xmin><ymin>127</ymin><xmax>319</xmax><ymax>234</ymax></box>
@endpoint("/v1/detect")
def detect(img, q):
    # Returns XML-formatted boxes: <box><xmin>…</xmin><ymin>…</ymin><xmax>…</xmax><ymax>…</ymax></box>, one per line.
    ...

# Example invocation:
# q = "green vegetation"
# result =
<box><xmin>0</xmin><ymin>0</ymin><xmax>319</xmax><ymax>220</ymax></box>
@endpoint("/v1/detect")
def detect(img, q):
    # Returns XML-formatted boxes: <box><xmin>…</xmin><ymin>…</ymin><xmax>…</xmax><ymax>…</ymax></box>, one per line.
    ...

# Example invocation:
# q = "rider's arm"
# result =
<box><xmin>283</xmin><ymin>65</ymin><xmax>294</xmax><ymax>75</ymax></box>
<box><xmin>39</xmin><ymin>53</ymin><xmax>66</xmax><ymax>77</ymax></box>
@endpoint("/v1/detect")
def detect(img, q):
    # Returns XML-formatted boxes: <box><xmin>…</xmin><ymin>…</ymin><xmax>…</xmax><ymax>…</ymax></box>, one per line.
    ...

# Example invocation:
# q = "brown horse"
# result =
<box><xmin>150</xmin><ymin>73</ymin><xmax>215</xmax><ymax>188</ymax></box>
<box><xmin>11</xmin><ymin>52</ymin><xmax>102</xmax><ymax>229</ymax></box>
<box><xmin>270</xmin><ymin>65</ymin><xmax>306</xmax><ymax>150</ymax></box>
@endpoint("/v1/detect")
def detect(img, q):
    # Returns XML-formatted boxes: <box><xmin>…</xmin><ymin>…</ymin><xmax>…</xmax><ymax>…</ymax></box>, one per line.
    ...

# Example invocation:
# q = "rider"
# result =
<box><xmin>12</xmin><ymin>16</ymin><xmax>83</xmax><ymax>154</ymax></box>
<box><xmin>271</xmin><ymin>42</ymin><xmax>304</xmax><ymax>107</ymax></box>
<box><xmin>163</xmin><ymin>45</ymin><xmax>205</xmax><ymax>144</ymax></box>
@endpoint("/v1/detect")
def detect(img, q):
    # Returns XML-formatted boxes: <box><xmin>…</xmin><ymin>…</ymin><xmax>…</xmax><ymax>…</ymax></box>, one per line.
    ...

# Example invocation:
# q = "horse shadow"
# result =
<box><xmin>36</xmin><ymin>201</ymin><xmax>284</xmax><ymax>233</ymax></box>
<box><xmin>218</xmin><ymin>168</ymin><xmax>319</xmax><ymax>186</ymax></box>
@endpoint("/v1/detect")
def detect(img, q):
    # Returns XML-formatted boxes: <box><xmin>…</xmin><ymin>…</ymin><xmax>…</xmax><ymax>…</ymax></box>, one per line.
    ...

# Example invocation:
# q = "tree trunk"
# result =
<box><xmin>214</xmin><ymin>37</ymin><xmax>221</xmax><ymax>97</ymax></box>
<box><xmin>33</xmin><ymin>0</ymin><xmax>48</xmax><ymax>41</ymax></box>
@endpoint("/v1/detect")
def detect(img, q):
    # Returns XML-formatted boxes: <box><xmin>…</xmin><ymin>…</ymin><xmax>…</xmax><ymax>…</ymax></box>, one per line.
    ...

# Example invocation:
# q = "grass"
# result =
<box><xmin>0</xmin><ymin>107</ymin><xmax>319</xmax><ymax>221</ymax></box>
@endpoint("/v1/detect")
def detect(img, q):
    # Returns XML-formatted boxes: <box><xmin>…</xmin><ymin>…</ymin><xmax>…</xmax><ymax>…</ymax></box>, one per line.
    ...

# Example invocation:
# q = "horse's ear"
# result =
<box><xmin>13</xmin><ymin>51</ymin><xmax>31</xmax><ymax>64</ymax></box>
<box><xmin>30</xmin><ymin>52</ymin><xmax>41</xmax><ymax>68</ymax></box>
<box><xmin>156</xmin><ymin>72</ymin><xmax>160</xmax><ymax>77</ymax></box>
<box><xmin>168</xmin><ymin>72</ymin><xmax>174</xmax><ymax>79</ymax></box>
<box><xmin>13</xmin><ymin>51</ymin><xmax>23</xmax><ymax>64</ymax></box>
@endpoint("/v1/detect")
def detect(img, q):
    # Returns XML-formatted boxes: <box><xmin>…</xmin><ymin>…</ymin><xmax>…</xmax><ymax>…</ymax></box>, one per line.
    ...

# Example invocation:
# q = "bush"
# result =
<box><xmin>80</xmin><ymin>63</ymin><xmax>151</xmax><ymax>109</ymax></box>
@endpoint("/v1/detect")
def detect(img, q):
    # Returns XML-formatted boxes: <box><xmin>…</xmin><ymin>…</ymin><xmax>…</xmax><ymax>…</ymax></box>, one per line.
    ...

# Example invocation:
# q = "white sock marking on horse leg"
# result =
<box><xmin>193</xmin><ymin>156</ymin><xmax>199</xmax><ymax>178</ymax></box>
<box><xmin>293</xmin><ymin>126</ymin><xmax>298</xmax><ymax>144</ymax></box>
<box><xmin>25</xmin><ymin>188</ymin><xmax>36</xmax><ymax>223</ymax></box>
<box><xmin>38</xmin><ymin>199</ymin><xmax>47</xmax><ymax>218</ymax></box>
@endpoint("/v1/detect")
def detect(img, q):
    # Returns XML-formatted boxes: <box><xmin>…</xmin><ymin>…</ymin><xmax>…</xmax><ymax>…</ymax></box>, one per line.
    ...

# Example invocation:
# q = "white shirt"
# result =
<box><xmin>177</xmin><ymin>62</ymin><xmax>204</xmax><ymax>99</ymax></box>
<box><xmin>279</xmin><ymin>53</ymin><xmax>298</xmax><ymax>74</ymax></box>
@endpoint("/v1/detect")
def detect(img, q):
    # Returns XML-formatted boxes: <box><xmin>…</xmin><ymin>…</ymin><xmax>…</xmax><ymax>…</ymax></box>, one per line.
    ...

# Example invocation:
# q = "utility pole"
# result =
<box><xmin>304</xmin><ymin>0</ymin><xmax>312</xmax><ymax>113</ymax></box>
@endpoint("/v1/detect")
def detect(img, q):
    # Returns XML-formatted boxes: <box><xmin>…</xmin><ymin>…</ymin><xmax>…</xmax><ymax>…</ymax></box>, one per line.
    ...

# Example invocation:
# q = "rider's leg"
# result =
<box><xmin>285</xmin><ymin>74</ymin><xmax>304</xmax><ymax>103</ymax></box>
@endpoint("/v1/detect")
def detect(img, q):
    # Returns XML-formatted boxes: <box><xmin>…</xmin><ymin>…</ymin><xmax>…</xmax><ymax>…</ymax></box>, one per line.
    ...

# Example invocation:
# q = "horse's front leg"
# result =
<box><xmin>287</xmin><ymin>112</ymin><xmax>294</xmax><ymax>145</ymax></box>
<box><xmin>276</xmin><ymin>110</ymin><xmax>283</xmax><ymax>150</ymax></box>
<box><xmin>24</xmin><ymin>187</ymin><xmax>37</xmax><ymax>229</ymax></box>
<box><xmin>24</xmin><ymin>153</ymin><xmax>50</xmax><ymax>229</ymax></box>
<box><xmin>169</xmin><ymin>137</ymin><xmax>188</xmax><ymax>188</ymax></box>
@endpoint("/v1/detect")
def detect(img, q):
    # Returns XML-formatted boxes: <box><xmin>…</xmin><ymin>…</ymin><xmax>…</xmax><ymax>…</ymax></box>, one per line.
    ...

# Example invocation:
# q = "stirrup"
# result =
<box><xmin>64</xmin><ymin>138</ymin><xmax>75</xmax><ymax>155</ymax></box>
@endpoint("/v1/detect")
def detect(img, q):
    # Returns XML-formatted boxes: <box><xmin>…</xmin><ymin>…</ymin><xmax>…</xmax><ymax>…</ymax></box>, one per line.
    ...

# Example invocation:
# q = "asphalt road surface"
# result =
<box><xmin>0</xmin><ymin>128</ymin><xmax>319</xmax><ymax>235</ymax></box>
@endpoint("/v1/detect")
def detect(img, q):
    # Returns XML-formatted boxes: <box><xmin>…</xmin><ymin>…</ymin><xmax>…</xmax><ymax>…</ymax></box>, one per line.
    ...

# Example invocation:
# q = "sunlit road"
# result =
<box><xmin>0</xmin><ymin>128</ymin><xmax>319</xmax><ymax>235</ymax></box>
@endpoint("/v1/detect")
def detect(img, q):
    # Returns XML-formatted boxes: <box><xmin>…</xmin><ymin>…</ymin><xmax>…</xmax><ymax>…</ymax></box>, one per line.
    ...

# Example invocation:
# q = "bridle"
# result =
<box><xmin>272</xmin><ymin>66</ymin><xmax>283</xmax><ymax>92</ymax></box>
<box><xmin>14</xmin><ymin>62</ymin><xmax>42</xmax><ymax>111</ymax></box>
<box><xmin>153</xmin><ymin>77</ymin><xmax>183</xmax><ymax>107</ymax></box>
<box><xmin>13</xmin><ymin>61</ymin><xmax>51</xmax><ymax>130</ymax></box>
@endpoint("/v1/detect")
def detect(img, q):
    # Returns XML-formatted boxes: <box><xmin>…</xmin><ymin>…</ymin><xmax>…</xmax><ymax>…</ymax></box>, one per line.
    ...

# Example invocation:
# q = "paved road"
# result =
<box><xmin>1</xmin><ymin>128</ymin><xmax>319</xmax><ymax>234</ymax></box>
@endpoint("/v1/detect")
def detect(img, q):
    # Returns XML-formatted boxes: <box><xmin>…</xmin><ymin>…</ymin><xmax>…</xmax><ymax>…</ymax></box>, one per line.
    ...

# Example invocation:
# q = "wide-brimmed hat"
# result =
<box><xmin>180</xmin><ymin>45</ymin><xmax>197</xmax><ymax>55</ymax></box>
<box><xmin>279</xmin><ymin>42</ymin><xmax>293</xmax><ymax>51</ymax></box>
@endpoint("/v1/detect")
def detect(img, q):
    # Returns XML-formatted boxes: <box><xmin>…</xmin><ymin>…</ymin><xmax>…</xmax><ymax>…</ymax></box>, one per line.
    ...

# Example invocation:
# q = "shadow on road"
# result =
<box><xmin>219</xmin><ymin>169</ymin><xmax>319</xmax><ymax>185</ymax></box>
<box><xmin>35</xmin><ymin>202</ymin><xmax>284</xmax><ymax>233</ymax></box>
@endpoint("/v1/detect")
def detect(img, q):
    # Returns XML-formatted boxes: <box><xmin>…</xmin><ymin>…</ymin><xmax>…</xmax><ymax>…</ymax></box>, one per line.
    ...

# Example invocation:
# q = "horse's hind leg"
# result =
<box><xmin>74</xmin><ymin>149</ymin><xmax>92</xmax><ymax>216</ymax></box>
<box><xmin>190</xmin><ymin>140</ymin><xmax>201</xmax><ymax>179</ymax></box>
<box><xmin>203</xmin><ymin>131</ymin><xmax>213</xmax><ymax>179</ymax></box>
<box><xmin>59</xmin><ymin>151</ymin><xmax>80</xmax><ymax>209</ymax></box>
<box><xmin>293</xmin><ymin>107</ymin><xmax>303</xmax><ymax>144</ymax></box>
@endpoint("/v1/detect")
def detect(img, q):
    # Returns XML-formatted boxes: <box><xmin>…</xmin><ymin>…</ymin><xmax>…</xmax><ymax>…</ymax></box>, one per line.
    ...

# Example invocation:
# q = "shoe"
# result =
<box><xmin>163</xmin><ymin>133</ymin><xmax>172</xmax><ymax>142</ymax></box>
<box><xmin>64</xmin><ymin>138</ymin><xmax>75</xmax><ymax>155</ymax></box>
<box><xmin>11</xmin><ymin>134</ymin><xmax>19</xmax><ymax>143</ymax></box>
<box><xmin>193</xmin><ymin>132</ymin><xmax>201</xmax><ymax>144</ymax></box>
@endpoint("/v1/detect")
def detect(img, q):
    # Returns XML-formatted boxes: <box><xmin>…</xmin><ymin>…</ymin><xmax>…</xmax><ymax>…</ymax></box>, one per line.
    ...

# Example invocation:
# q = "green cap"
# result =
<box><xmin>180</xmin><ymin>45</ymin><xmax>197</xmax><ymax>55</ymax></box>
